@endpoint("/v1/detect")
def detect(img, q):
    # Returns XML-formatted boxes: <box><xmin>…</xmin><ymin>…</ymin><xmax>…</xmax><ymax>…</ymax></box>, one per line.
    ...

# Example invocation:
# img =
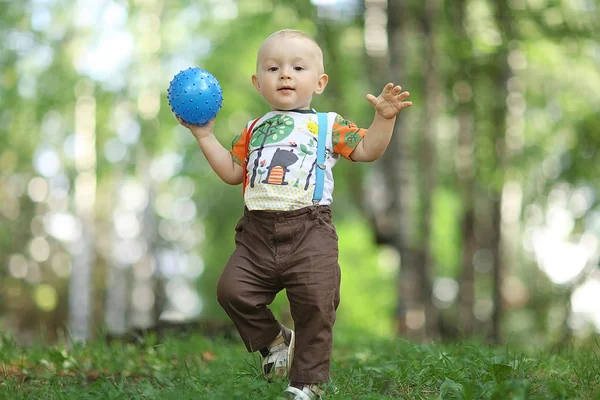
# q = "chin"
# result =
<box><xmin>272</xmin><ymin>105</ymin><xmax>301</xmax><ymax>111</ymax></box>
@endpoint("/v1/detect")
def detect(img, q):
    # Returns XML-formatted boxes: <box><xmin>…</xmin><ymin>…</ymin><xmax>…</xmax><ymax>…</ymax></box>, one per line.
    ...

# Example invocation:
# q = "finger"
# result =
<box><xmin>382</xmin><ymin>83</ymin><xmax>394</xmax><ymax>94</ymax></box>
<box><xmin>366</xmin><ymin>93</ymin><xmax>378</xmax><ymax>106</ymax></box>
<box><xmin>398</xmin><ymin>91</ymin><xmax>410</xmax><ymax>100</ymax></box>
<box><xmin>391</xmin><ymin>85</ymin><xmax>403</xmax><ymax>95</ymax></box>
<box><xmin>400</xmin><ymin>101</ymin><xmax>413</xmax><ymax>109</ymax></box>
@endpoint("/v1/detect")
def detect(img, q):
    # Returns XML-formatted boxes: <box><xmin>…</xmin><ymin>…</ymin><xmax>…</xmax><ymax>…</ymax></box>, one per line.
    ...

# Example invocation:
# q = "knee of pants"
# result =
<box><xmin>216</xmin><ymin>275</ymin><xmax>248</xmax><ymax>311</ymax></box>
<box><xmin>292</xmin><ymin>297</ymin><xmax>338</xmax><ymax>323</ymax></box>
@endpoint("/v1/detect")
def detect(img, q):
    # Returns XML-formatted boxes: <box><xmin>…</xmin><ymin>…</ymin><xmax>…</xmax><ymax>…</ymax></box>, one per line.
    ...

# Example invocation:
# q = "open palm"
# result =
<box><xmin>366</xmin><ymin>83</ymin><xmax>412</xmax><ymax>119</ymax></box>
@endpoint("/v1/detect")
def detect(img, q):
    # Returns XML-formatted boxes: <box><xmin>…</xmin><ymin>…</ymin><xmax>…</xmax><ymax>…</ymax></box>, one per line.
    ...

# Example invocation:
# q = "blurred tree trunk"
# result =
<box><xmin>363</xmin><ymin>0</ymin><xmax>439</xmax><ymax>340</ymax></box>
<box><xmin>318</xmin><ymin>24</ymin><xmax>343</xmax><ymax>108</ymax></box>
<box><xmin>69</xmin><ymin>89</ymin><xmax>97</xmax><ymax>343</ymax></box>
<box><xmin>131</xmin><ymin>0</ymin><xmax>165</xmax><ymax>330</ymax></box>
<box><xmin>105</xmin><ymin>173</ymin><xmax>129</xmax><ymax>336</ymax></box>
<box><xmin>134</xmin><ymin>163</ymin><xmax>160</xmax><ymax>329</ymax></box>
<box><xmin>362</xmin><ymin>0</ymin><xmax>395</xmax><ymax>246</ymax></box>
<box><xmin>147</xmin><ymin>188</ymin><xmax>167</xmax><ymax>325</ymax></box>
<box><xmin>105</xmin><ymin>264</ymin><xmax>130</xmax><ymax>335</ymax></box>
<box><xmin>417</xmin><ymin>0</ymin><xmax>441</xmax><ymax>339</ymax></box>
<box><xmin>386</xmin><ymin>0</ymin><xmax>426</xmax><ymax>339</ymax></box>
<box><xmin>459</xmin><ymin>199</ymin><xmax>477</xmax><ymax>335</ymax></box>
<box><xmin>489</xmin><ymin>194</ymin><xmax>503</xmax><ymax>342</ymax></box>
<box><xmin>488</xmin><ymin>0</ymin><xmax>514</xmax><ymax>342</ymax></box>
<box><xmin>450</xmin><ymin>0</ymin><xmax>477</xmax><ymax>336</ymax></box>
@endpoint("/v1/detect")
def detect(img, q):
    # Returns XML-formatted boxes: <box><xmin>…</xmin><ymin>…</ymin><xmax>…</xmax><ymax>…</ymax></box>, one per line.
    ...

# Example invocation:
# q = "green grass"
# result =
<box><xmin>0</xmin><ymin>331</ymin><xmax>598</xmax><ymax>399</ymax></box>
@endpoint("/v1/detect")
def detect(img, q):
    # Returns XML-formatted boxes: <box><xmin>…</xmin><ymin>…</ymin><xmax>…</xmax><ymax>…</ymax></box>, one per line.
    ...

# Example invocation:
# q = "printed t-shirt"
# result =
<box><xmin>230</xmin><ymin>110</ymin><xmax>366</xmax><ymax>211</ymax></box>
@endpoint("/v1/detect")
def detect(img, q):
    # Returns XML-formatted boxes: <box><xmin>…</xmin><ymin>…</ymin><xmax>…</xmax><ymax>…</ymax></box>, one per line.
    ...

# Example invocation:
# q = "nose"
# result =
<box><xmin>279</xmin><ymin>66</ymin><xmax>291</xmax><ymax>80</ymax></box>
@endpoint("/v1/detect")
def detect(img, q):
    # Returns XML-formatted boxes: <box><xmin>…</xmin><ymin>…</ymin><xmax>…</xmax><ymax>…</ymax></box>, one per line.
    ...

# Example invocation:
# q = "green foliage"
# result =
<box><xmin>0</xmin><ymin>332</ymin><xmax>598</xmax><ymax>399</ymax></box>
<box><xmin>1</xmin><ymin>0</ymin><xmax>600</xmax><ymax>347</ymax></box>
<box><xmin>336</xmin><ymin>218</ymin><xmax>396</xmax><ymax>338</ymax></box>
<box><xmin>250</xmin><ymin>115</ymin><xmax>295</xmax><ymax>147</ymax></box>
<box><xmin>431</xmin><ymin>188</ymin><xmax>463</xmax><ymax>277</ymax></box>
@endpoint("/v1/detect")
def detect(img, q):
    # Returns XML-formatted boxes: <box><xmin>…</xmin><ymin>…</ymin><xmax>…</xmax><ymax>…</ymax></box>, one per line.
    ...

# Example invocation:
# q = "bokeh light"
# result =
<box><xmin>34</xmin><ymin>284</ymin><xmax>59</xmax><ymax>312</ymax></box>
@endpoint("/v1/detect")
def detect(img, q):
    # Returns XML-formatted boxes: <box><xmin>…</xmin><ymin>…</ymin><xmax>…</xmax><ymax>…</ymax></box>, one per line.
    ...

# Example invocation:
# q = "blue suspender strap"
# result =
<box><xmin>313</xmin><ymin>112</ymin><xmax>328</xmax><ymax>205</ymax></box>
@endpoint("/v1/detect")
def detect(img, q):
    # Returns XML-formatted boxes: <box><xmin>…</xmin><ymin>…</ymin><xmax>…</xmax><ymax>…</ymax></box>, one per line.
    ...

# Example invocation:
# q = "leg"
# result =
<box><xmin>217</xmin><ymin>215</ymin><xmax>282</xmax><ymax>352</ymax></box>
<box><xmin>282</xmin><ymin>209</ymin><xmax>341</xmax><ymax>384</ymax></box>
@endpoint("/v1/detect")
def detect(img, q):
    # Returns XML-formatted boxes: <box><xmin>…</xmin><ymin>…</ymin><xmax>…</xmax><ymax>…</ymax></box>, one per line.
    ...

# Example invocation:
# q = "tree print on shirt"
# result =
<box><xmin>298</xmin><ymin>138</ymin><xmax>316</xmax><ymax>168</ymax></box>
<box><xmin>304</xmin><ymin>149</ymin><xmax>331</xmax><ymax>191</ymax></box>
<box><xmin>248</xmin><ymin>115</ymin><xmax>294</xmax><ymax>188</ymax></box>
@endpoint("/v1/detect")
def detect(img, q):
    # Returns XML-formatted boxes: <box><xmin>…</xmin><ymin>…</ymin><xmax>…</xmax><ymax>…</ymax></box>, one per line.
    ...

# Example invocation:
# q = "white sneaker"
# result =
<box><xmin>262</xmin><ymin>325</ymin><xmax>295</xmax><ymax>380</ymax></box>
<box><xmin>283</xmin><ymin>384</ymin><xmax>323</xmax><ymax>400</ymax></box>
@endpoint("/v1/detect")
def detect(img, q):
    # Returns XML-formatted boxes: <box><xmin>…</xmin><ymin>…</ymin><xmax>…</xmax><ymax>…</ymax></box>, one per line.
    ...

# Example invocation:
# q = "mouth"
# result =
<box><xmin>278</xmin><ymin>87</ymin><xmax>295</xmax><ymax>91</ymax></box>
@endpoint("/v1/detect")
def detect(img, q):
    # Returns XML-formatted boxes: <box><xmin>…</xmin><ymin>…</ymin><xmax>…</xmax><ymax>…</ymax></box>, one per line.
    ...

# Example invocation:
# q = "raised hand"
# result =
<box><xmin>366</xmin><ymin>83</ymin><xmax>412</xmax><ymax>119</ymax></box>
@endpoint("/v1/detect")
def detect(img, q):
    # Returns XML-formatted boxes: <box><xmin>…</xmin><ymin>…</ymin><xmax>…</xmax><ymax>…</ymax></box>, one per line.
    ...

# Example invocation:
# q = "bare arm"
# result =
<box><xmin>350</xmin><ymin>83</ymin><xmax>412</xmax><ymax>162</ymax></box>
<box><xmin>178</xmin><ymin>118</ymin><xmax>244</xmax><ymax>185</ymax></box>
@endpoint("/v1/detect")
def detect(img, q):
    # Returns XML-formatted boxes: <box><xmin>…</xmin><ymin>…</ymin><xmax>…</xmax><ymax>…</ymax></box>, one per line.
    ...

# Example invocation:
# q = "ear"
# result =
<box><xmin>252</xmin><ymin>74</ymin><xmax>261</xmax><ymax>93</ymax></box>
<box><xmin>314</xmin><ymin>74</ymin><xmax>329</xmax><ymax>94</ymax></box>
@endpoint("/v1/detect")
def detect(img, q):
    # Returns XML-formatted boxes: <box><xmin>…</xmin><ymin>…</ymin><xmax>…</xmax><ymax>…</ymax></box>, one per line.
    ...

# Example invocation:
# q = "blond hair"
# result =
<box><xmin>263</xmin><ymin>29</ymin><xmax>316</xmax><ymax>43</ymax></box>
<box><xmin>257</xmin><ymin>29</ymin><xmax>325</xmax><ymax>73</ymax></box>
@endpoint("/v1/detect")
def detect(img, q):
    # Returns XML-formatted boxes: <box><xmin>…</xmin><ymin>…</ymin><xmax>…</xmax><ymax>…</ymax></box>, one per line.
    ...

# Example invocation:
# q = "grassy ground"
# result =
<box><xmin>0</xmin><ymin>331</ymin><xmax>598</xmax><ymax>399</ymax></box>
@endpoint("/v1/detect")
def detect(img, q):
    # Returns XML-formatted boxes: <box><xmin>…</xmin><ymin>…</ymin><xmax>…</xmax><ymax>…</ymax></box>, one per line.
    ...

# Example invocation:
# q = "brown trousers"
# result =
<box><xmin>217</xmin><ymin>205</ymin><xmax>340</xmax><ymax>384</ymax></box>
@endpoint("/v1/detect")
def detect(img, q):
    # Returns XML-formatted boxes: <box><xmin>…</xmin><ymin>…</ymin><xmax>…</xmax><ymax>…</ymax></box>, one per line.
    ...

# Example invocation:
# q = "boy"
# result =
<box><xmin>177</xmin><ymin>29</ymin><xmax>412</xmax><ymax>400</ymax></box>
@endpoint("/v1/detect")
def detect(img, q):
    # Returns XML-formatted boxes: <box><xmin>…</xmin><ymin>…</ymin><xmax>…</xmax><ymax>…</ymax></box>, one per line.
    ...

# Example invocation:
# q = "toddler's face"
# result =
<box><xmin>252</xmin><ymin>36</ymin><xmax>328</xmax><ymax>111</ymax></box>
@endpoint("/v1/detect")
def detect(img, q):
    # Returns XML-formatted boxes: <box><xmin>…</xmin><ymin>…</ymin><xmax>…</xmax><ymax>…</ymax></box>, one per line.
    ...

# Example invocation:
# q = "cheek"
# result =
<box><xmin>263</xmin><ymin>78</ymin><xmax>277</xmax><ymax>89</ymax></box>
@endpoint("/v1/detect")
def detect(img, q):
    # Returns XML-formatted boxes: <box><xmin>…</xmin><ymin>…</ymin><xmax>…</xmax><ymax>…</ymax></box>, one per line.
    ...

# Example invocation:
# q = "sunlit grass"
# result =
<box><xmin>0</xmin><ymin>331</ymin><xmax>598</xmax><ymax>399</ymax></box>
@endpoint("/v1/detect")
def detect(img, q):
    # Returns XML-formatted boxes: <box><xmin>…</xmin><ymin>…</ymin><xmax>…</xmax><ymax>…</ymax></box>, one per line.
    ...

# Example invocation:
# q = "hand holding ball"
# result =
<box><xmin>167</xmin><ymin>67</ymin><xmax>223</xmax><ymax>125</ymax></box>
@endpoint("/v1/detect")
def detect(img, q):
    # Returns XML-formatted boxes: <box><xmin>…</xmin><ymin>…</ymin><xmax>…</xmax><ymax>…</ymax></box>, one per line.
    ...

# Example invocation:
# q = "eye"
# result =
<box><xmin>268</xmin><ymin>66</ymin><xmax>279</xmax><ymax>72</ymax></box>
<box><xmin>294</xmin><ymin>66</ymin><xmax>304</xmax><ymax>71</ymax></box>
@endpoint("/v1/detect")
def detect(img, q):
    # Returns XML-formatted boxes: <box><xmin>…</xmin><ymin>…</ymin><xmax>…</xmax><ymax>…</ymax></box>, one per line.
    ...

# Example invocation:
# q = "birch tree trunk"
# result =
<box><xmin>69</xmin><ymin>90</ymin><xmax>97</xmax><ymax>343</ymax></box>
<box><xmin>132</xmin><ymin>167</ymin><xmax>159</xmax><ymax>330</ymax></box>
<box><xmin>104</xmin><ymin>173</ymin><xmax>130</xmax><ymax>336</ymax></box>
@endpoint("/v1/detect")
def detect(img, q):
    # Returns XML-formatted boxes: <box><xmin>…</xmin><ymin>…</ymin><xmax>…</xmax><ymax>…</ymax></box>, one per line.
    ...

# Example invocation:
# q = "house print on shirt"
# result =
<box><xmin>262</xmin><ymin>148</ymin><xmax>298</xmax><ymax>185</ymax></box>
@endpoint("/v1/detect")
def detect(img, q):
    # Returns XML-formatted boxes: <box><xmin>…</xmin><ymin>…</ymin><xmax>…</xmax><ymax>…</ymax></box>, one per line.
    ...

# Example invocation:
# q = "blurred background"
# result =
<box><xmin>1</xmin><ymin>0</ymin><xmax>599</xmax><ymax>348</ymax></box>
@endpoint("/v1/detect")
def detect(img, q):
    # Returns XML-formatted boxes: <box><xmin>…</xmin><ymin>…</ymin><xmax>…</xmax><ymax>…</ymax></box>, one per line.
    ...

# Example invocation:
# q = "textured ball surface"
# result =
<box><xmin>167</xmin><ymin>67</ymin><xmax>223</xmax><ymax>125</ymax></box>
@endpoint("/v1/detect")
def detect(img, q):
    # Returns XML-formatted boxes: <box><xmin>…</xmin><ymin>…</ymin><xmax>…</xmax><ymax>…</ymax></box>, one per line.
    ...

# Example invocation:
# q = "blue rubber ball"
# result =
<box><xmin>167</xmin><ymin>67</ymin><xmax>223</xmax><ymax>125</ymax></box>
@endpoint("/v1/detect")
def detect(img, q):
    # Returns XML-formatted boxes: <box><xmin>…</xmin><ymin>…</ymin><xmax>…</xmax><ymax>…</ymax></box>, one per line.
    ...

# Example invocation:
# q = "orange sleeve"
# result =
<box><xmin>230</xmin><ymin>128</ymin><xmax>248</xmax><ymax>166</ymax></box>
<box><xmin>331</xmin><ymin>114</ymin><xmax>366</xmax><ymax>160</ymax></box>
